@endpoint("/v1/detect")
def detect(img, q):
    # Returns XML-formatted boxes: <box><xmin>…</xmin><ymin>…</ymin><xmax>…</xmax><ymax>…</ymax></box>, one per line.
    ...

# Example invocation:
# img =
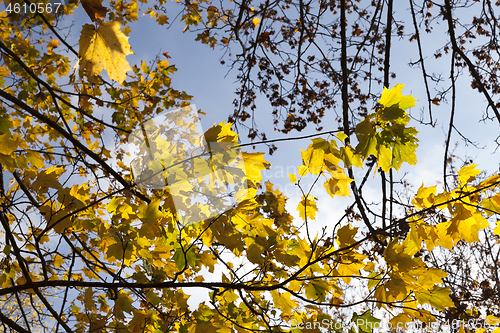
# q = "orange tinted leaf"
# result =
<box><xmin>80</xmin><ymin>0</ymin><xmax>108</xmax><ymax>22</ymax></box>
<box><xmin>84</xmin><ymin>287</ymin><xmax>94</xmax><ymax>311</ymax></box>
<box><xmin>48</xmin><ymin>40</ymin><xmax>60</xmax><ymax>49</ymax></box>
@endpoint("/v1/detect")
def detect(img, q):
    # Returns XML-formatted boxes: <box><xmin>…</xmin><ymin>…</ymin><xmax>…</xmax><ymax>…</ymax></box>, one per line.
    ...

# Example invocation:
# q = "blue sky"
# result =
<box><xmin>62</xmin><ymin>1</ymin><xmax>499</xmax><ymax>183</ymax></box>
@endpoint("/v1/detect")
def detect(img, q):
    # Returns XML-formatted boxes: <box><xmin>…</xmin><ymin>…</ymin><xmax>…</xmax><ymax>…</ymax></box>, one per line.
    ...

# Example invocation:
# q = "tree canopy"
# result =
<box><xmin>1</xmin><ymin>0</ymin><xmax>500</xmax><ymax>332</ymax></box>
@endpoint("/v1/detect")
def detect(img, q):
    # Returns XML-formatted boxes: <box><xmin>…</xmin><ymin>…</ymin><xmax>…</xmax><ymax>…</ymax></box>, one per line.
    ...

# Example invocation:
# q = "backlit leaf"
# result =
<box><xmin>378</xmin><ymin>83</ymin><xmax>417</xmax><ymax>110</ymax></box>
<box><xmin>270</xmin><ymin>290</ymin><xmax>297</xmax><ymax>316</ymax></box>
<box><xmin>457</xmin><ymin>164</ymin><xmax>481</xmax><ymax>185</ymax></box>
<box><xmin>351</xmin><ymin>310</ymin><xmax>381</xmax><ymax>333</ymax></box>
<box><xmin>297</xmin><ymin>196</ymin><xmax>317</xmax><ymax>220</ymax></box>
<box><xmin>415</xmin><ymin>287</ymin><xmax>454</xmax><ymax>310</ymax></box>
<box><xmin>79</xmin><ymin>22</ymin><xmax>133</xmax><ymax>84</ymax></box>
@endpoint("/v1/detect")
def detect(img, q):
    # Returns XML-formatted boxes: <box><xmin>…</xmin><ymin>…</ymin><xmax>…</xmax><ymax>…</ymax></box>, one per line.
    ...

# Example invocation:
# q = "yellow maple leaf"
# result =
<box><xmin>324</xmin><ymin>172</ymin><xmax>353</xmax><ymax>197</ymax></box>
<box><xmin>389</xmin><ymin>313</ymin><xmax>412</xmax><ymax>329</ymax></box>
<box><xmin>297</xmin><ymin>195</ymin><xmax>317</xmax><ymax>220</ymax></box>
<box><xmin>337</xmin><ymin>258</ymin><xmax>365</xmax><ymax>284</ymax></box>
<box><xmin>301</xmin><ymin>144</ymin><xmax>325</xmax><ymax>174</ymax></box>
<box><xmin>53</xmin><ymin>254</ymin><xmax>65</xmax><ymax>268</ymax></box>
<box><xmin>378</xmin><ymin>83</ymin><xmax>417</xmax><ymax>110</ymax></box>
<box><xmin>414</xmin><ymin>286</ymin><xmax>454</xmax><ymax>311</ymax></box>
<box><xmin>242</xmin><ymin>152</ymin><xmax>270</xmax><ymax>184</ymax></box>
<box><xmin>457</xmin><ymin>163</ymin><xmax>481</xmax><ymax>185</ymax></box>
<box><xmin>339</xmin><ymin>145</ymin><xmax>363</xmax><ymax>168</ymax></box>
<box><xmin>413</xmin><ymin>184</ymin><xmax>437</xmax><ymax>209</ymax></box>
<box><xmin>481</xmin><ymin>195</ymin><xmax>500</xmax><ymax>216</ymax></box>
<box><xmin>138</xmin><ymin>199</ymin><xmax>164</xmax><ymax>225</ymax></box>
<box><xmin>270</xmin><ymin>290</ymin><xmax>297</xmax><ymax>316</ymax></box>
<box><xmin>486</xmin><ymin>316</ymin><xmax>500</xmax><ymax>331</ymax></box>
<box><xmin>415</xmin><ymin>268</ymin><xmax>448</xmax><ymax>291</ymax></box>
<box><xmin>113</xmin><ymin>291</ymin><xmax>134</xmax><ymax>320</ymax></box>
<box><xmin>79</xmin><ymin>22</ymin><xmax>133</xmax><ymax>84</ymax></box>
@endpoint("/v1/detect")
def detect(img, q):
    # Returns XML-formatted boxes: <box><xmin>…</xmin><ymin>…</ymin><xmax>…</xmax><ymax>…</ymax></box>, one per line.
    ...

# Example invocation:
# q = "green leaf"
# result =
<box><xmin>2</xmin><ymin>245</ymin><xmax>11</xmax><ymax>255</ymax></box>
<box><xmin>0</xmin><ymin>118</ymin><xmax>12</xmax><ymax>135</ymax></box>
<box><xmin>379</xmin><ymin>104</ymin><xmax>406</xmax><ymax>122</ymax></box>
<box><xmin>351</xmin><ymin>310</ymin><xmax>381</xmax><ymax>333</ymax></box>
<box><xmin>172</xmin><ymin>247</ymin><xmax>186</xmax><ymax>270</ymax></box>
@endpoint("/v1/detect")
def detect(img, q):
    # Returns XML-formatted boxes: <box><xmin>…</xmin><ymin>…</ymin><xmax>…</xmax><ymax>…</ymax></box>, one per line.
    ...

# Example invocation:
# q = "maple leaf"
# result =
<box><xmin>494</xmin><ymin>222</ymin><xmax>500</xmax><ymax>236</ymax></box>
<box><xmin>297</xmin><ymin>195</ymin><xmax>317</xmax><ymax>220</ymax></box>
<box><xmin>352</xmin><ymin>310</ymin><xmax>381</xmax><ymax>333</ymax></box>
<box><xmin>80</xmin><ymin>0</ymin><xmax>108</xmax><ymax>22</ymax></box>
<box><xmin>457</xmin><ymin>163</ymin><xmax>481</xmax><ymax>185</ymax></box>
<box><xmin>84</xmin><ymin>287</ymin><xmax>94</xmax><ymax>311</ymax></box>
<box><xmin>324</xmin><ymin>172</ymin><xmax>353</xmax><ymax>197</ymax></box>
<box><xmin>336</xmin><ymin>224</ymin><xmax>358</xmax><ymax>248</ymax></box>
<box><xmin>304</xmin><ymin>280</ymin><xmax>329</xmax><ymax>302</ymax></box>
<box><xmin>415</xmin><ymin>286</ymin><xmax>454</xmax><ymax>310</ymax></box>
<box><xmin>355</xmin><ymin>84</ymin><xmax>418</xmax><ymax>173</ymax></box>
<box><xmin>138</xmin><ymin>199</ymin><xmax>163</xmax><ymax>225</ymax></box>
<box><xmin>113</xmin><ymin>291</ymin><xmax>134</xmax><ymax>320</ymax></box>
<box><xmin>378</xmin><ymin>83</ymin><xmax>417</xmax><ymax>110</ymax></box>
<box><xmin>270</xmin><ymin>290</ymin><xmax>298</xmax><ymax>316</ymax></box>
<box><xmin>242</xmin><ymin>151</ymin><xmax>270</xmax><ymax>184</ymax></box>
<box><xmin>78</xmin><ymin>22</ymin><xmax>133</xmax><ymax>84</ymax></box>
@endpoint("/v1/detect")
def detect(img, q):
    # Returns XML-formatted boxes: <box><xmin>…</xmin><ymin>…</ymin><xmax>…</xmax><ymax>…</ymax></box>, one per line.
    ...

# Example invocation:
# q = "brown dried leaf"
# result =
<box><xmin>80</xmin><ymin>0</ymin><xmax>108</xmax><ymax>22</ymax></box>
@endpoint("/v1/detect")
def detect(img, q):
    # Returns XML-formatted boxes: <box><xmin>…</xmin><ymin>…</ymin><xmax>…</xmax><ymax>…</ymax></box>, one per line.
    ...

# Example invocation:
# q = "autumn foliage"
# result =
<box><xmin>1</xmin><ymin>0</ymin><xmax>500</xmax><ymax>332</ymax></box>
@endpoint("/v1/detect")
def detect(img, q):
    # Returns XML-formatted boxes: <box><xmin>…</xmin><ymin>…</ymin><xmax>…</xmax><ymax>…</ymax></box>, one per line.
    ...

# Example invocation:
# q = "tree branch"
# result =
<box><xmin>444</xmin><ymin>0</ymin><xmax>500</xmax><ymax>124</ymax></box>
